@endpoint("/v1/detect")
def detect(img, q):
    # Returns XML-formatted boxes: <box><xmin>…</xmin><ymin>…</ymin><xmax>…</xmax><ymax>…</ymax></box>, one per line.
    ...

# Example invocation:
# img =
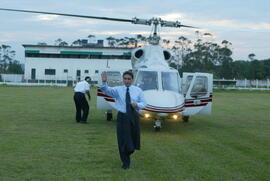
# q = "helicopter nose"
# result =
<box><xmin>143</xmin><ymin>90</ymin><xmax>184</xmax><ymax>112</ymax></box>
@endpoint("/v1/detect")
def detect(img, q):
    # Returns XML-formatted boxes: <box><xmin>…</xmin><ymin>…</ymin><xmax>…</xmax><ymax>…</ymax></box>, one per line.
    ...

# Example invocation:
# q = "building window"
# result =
<box><xmin>64</xmin><ymin>69</ymin><xmax>68</xmax><ymax>73</ymax></box>
<box><xmin>85</xmin><ymin>70</ymin><xmax>89</xmax><ymax>73</ymax></box>
<box><xmin>95</xmin><ymin>70</ymin><xmax>99</xmax><ymax>74</ymax></box>
<box><xmin>45</xmin><ymin>69</ymin><xmax>56</xmax><ymax>75</ymax></box>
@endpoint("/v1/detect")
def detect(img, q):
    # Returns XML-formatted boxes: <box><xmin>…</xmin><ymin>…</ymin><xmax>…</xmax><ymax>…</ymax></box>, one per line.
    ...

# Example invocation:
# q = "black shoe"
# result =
<box><xmin>121</xmin><ymin>162</ymin><xmax>130</xmax><ymax>169</ymax></box>
<box><xmin>122</xmin><ymin>165</ymin><xmax>129</xmax><ymax>169</ymax></box>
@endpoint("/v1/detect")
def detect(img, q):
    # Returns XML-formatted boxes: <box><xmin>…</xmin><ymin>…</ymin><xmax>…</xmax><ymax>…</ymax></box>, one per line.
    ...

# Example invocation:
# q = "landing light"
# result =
<box><xmin>144</xmin><ymin>113</ymin><xmax>150</xmax><ymax>118</ymax></box>
<box><xmin>172</xmin><ymin>114</ymin><xmax>178</xmax><ymax>120</ymax></box>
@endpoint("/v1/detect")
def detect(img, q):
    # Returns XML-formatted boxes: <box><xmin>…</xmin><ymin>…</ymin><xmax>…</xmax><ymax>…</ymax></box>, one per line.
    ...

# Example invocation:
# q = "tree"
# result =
<box><xmin>7</xmin><ymin>60</ymin><xmax>23</xmax><ymax>74</ymax></box>
<box><xmin>128</xmin><ymin>37</ymin><xmax>138</xmax><ymax>47</ymax></box>
<box><xmin>106</xmin><ymin>36</ymin><xmax>116</xmax><ymax>47</ymax></box>
<box><xmin>87</xmin><ymin>34</ymin><xmax>96</xmax><ymax>43</ymax></box>
<box><xmin>72</xmin><ymin>39</ymin><xmax>82</xmax><ymax>46</ymax></box>
<box><xmin>162</xmin><ymin>39</ymin><xmax>170</xmax><ymax>48</ymax></box>
<box><xmin>116</xmin><ymin>38</ymin><xmax>126</xmax><ymax>47</ymax></box>
<box><xmin>183</xmin><ymin>39</ymin><xmax>219</xmax><ymax>73</ymax></box>
<box><xmin>216</xmin><ymin>40</ymin><xmax>233</xmax><ymax>79</ymax></box>
<box><xmin>231</xmin><ymin>60</ymin><xmax>249</xmax><ymax>79</ymax></box>
<box><xmin>0</xmin><ymin>44</ymin><xmax>12</xmax><ymax>72</ymax></box>
<box><xmin>55</xmin><ymin>38</ymin><xmax>68</xmax><ymax>46</ymax></box>
<box><xmin>249</xmin><ymin>59</ymin><xmax>265</xmax><ymax>80</ymax></box>
<box><xmin>59</xmin><ymin>41</ymin><xmax>68</xmax><ymax>46</ymax></box>
<box><xmin>263</xmin><ymin>59</ymin><xmax>270</xmax><ymax>78</ymax></box>
<box><xmin>176</xmin><ymin>31</ymin><xmax>234</xmax><ymax>78</ymax></box>
<box><xmin>136</xmin><ymin>34</ymin><xmax>148</xmax><ymax>46</ymax></box>
<box><xmin>248</xmin><ymin>53</ymin><xmax>256</xmax><ymax>61</ymax></box>
<box><xmin>54</xmin><ymin>38</ymin><xmax>63</xmax><ymax>45</ymax></box>
<box><xmin>171</xmin><ymin>36</ymin><xmax>192</xmax><ymax>71</ymax></box>
<box><xmin>0</xmin><ymin>44</ymin><xmax>23</xmax><ymax>74</ymax></box>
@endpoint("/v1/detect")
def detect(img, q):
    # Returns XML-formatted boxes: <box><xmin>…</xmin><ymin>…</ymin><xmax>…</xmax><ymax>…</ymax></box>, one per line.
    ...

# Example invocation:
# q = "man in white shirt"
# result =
<box><xmin>73</xmin><ymin>76</ymin><xmax>91</xmax><ymax>124</ymax></box>
<box><xmin>101</xmin><ymin>71</ymin><xmax>147</xmax><ymax>169</ymax></box>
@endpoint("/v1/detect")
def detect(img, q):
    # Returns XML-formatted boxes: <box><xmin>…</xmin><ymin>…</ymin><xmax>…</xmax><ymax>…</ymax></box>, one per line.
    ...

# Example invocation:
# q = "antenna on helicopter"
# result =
<box><xmin>0</xmin><ymin>8</ymin><xmax>198</xmax><ymax>45</ymax></box>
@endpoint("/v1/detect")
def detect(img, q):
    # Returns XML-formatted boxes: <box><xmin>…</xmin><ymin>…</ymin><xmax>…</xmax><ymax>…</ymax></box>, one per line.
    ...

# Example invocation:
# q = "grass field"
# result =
<box><xmin>0</xmin><ymin>86</ymin><xmax>270</xmax><ymax>181</ymax></box>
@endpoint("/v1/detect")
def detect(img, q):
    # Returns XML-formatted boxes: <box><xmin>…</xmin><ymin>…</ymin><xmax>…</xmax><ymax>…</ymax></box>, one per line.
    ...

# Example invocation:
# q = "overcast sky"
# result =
<box><xmin>0</xmin><ymin>0</ymin><xmax>269</xmax><ymax>63</ymax></box>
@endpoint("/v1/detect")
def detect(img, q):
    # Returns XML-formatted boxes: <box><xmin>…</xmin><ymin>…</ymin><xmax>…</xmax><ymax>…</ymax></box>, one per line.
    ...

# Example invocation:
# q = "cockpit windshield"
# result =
<box><xmin>135</xmin><ymin>71</ymin><xmax>158</xmax><ymax>91</ymax></box>
<box><xmin>162</xmin><ymin>72</ymin><xmax>181</xmax><ymax>93</ymax></box>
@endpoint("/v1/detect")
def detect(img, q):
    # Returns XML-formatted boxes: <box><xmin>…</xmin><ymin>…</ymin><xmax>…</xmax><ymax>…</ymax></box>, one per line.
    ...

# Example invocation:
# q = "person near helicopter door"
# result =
<box><xmin>100</xmin><ymin>71</ymin><xmax>147</xmax><ymax>170</ymax></box>
<box><xmin>73</xmin><ymin>76</ymin><xmax>91</xmax><ymax>124</ymax></box>
<box><xmin>139</xmin><ymin>72</ymin><xmax>158</xmax><ymax>91</ymax></box>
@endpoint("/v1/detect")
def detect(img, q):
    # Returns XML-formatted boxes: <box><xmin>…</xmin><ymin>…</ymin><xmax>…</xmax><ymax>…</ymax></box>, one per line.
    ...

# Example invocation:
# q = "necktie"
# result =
<box><xmin>126</xmin><ymin>87</ymin><xmax>133</xmax><ymax>123</ymax></box>
<box><xmin>126</xmin><ymin>87</ymin><xmax>131</xmax><ymax>112</ymax></box>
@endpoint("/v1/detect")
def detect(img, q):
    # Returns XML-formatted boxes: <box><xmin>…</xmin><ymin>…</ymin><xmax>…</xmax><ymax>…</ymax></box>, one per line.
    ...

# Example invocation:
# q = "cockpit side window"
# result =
<box><xmin>162</xmin><ymin>72</ymin><xmax>181</xmax><ymax>93</ymax></box>
<box><xmin>135</xmin><ymin>71</ymin><xmax>158</xmax><ymax>91</ymax></box>
<box><xmin>106</xmin><ymin>71</ymin><xmax>123</xmax><ymax>86</ymax></box>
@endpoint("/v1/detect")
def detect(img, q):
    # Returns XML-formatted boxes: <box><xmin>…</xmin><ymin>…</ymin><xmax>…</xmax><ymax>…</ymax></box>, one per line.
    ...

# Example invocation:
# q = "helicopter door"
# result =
<box><xmin>182</xmin><ymin>72</ymin><xmax>213</xmax><ymax>116</ymax></box>
<box><xmin>96</xmin><ymin>70</ymin><xmax>123</xmax><ymax>110</ymax></box>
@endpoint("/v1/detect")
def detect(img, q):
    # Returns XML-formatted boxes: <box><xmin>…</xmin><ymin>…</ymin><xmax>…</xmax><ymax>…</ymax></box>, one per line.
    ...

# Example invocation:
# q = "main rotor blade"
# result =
<box><xmin>179</xmin><ymin>24</ymin><xmax>199</xmax><ymax>29</ymax></box>
<box><xmin>0</xmin><ymin>8</ymin><xmax>133</xmax><ymax>23</ymax></box>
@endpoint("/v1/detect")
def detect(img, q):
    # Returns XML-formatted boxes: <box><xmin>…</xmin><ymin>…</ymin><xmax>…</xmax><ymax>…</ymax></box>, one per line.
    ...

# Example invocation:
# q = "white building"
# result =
<box><xmin>23</xmin><ymin>44</ymin><xmax>132</xmax><ymax>84</ymax></box>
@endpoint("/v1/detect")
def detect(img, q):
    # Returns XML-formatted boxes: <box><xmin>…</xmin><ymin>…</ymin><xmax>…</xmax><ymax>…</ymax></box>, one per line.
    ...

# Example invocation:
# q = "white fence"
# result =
<box><xmin>0</xmin><ymin>74</ymin><xmax>70</xmax><ymax>87</ymax></box>
<box><xmin>0</xmin><ymin>82</ymin><xmax>68</xmax><ymax>87</ymax></box>
<box><xmin>0</xmin><ymin>74</ymin><xmax>24</xmax><ymax>82</ymax></box>
<box><xmin>0</xmin><ymin>74</ymin><xmax>99</xmax><ymax>87</ymax></box>
<box><xmin>1</xmin><ymin>74</ymin><xmax>270</xmax><ymax>90</ymax></box>
<box><xmin>214</xmin><ymin>79</ymin><xmax>270</xmax><ymax>90</ymax></box>
<box><xmin>236</xmin><ymin>79</ymin><xmax>270</xmax><ymax>87</ymax></box>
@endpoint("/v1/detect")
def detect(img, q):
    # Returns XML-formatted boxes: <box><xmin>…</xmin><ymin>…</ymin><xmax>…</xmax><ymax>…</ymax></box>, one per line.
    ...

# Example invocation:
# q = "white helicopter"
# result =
<box><xmin>0</xmin><ymin>8</ymin><xmax>213</xmax><ymax>131</ymax></box>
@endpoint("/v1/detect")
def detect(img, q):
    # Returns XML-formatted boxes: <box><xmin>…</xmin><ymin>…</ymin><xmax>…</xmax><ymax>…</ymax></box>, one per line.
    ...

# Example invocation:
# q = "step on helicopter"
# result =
<box><xmin>0</xmin><ymin>8</ymin><xmax>213</xmax><ymax>131</ymax></box>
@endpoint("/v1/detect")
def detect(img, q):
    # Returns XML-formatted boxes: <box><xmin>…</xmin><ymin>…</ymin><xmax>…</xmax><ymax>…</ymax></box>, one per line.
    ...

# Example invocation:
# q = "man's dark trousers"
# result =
<box><xmin>117</xmin><ymin>111</ymin><xmax>140</xmax><ymax>169</ymax></box>
<box><xmin>73</xmin><ymin>92</ymin><xmax>89</xmax><ymax>123</ymax></box>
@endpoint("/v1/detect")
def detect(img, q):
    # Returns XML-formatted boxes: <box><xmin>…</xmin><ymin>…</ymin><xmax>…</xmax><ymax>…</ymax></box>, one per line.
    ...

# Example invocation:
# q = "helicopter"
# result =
<box><xmin>0</xmin><ymin>8</ymin><xmax>213</xmax><ymax>131</ymax></box>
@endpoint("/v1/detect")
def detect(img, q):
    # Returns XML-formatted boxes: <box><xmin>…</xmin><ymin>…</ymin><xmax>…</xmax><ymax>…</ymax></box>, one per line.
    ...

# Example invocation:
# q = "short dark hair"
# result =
<box><xmin>85</xmin><ymin>76</ymin><xmax>91</xmax><ymax>81</ymax></box>
<box><xmin>123</xmin><ymin>71</ymin><xmax>133</xmax><ymax>79</ymax></box>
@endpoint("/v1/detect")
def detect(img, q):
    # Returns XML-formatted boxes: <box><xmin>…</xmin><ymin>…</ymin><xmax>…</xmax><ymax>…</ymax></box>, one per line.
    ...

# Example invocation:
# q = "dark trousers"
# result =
<box><xmin>119</xmin><ymin>150</ymin><xmax>132</xmax><ymax>168</ymax></box>
<box><xmin>73</xmin><ymin>92</ymin><xmax>89</xmax><ymax>122</ymax></box>
<box><xmin>117</xmin><ymin>112</ymin><xmax>135</xmax><ymax>168</ymax></box>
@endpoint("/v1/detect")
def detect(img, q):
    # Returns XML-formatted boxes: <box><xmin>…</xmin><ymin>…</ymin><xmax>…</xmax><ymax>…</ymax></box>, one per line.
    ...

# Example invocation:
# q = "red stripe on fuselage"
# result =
<box><xmin>185</xmin><ymin>103</ymin><xmax>208</xmax><ymax>107</ymax></box>
<box><xmin>97</xmin><ymin>92</ymin><xmax>113</xmax><ymax>98</ymax></box>
<box><xmin>104</xmin><ymin>98</ymin><xmax>115</xmax><ymax>102</ymax></box>
<box><xmin>143</xmin><ymin>108</ymin><xmax>183</xmax><ymax>113</ymax></box>
<box><xmin>143</xmin><ymin>104</ymin><xmax>184</xmax><ymax>113</ymax></box>
<box><xmin>185</xmin><ymin>97</ymin><xmax>212</xmax><ymax>103</ymax></box>
<box><xmin>184</xmin><ymin>97</ymin><xmax>212</xmax><ymax>108</ymax></box>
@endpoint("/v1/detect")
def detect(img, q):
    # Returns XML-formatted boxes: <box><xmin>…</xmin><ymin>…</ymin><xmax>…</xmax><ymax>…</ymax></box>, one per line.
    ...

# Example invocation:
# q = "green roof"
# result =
<box><xmin>25</xmin><ymin>50</ymin><xmax>40</xmax><ymax>54</ymax></box>
<box><xmin>60</xmin><ymin>51</ymin><xmax>103</xmax><ymax>55</ymax></box>
<box><xmin>123</xmin><ymin>52</ymin><xmax>131</xmax><ymax>56</ymax></box>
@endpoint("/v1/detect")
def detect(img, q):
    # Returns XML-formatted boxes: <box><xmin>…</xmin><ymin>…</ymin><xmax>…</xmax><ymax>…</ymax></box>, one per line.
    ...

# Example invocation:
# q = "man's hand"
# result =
<box><xmin>86</xmin><ymin>91</ymin><xmax>91</xmax><ymax>101</ymax></box>
<box><xmin>131</xmin><ymin>102</ymin><xmax>137</xmax><ymax>109</ymax></box>
<box><xmin>102</xmin><ymin>72</ymin><xmax>107</xmax><ymax>82</ymax></box>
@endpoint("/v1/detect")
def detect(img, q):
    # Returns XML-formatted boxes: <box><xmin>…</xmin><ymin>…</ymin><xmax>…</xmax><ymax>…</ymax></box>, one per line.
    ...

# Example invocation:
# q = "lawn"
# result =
<box><xmin>0</xmin><ymin>86</ymin><xmax>269</xmax><ymax>181</ymax></box>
